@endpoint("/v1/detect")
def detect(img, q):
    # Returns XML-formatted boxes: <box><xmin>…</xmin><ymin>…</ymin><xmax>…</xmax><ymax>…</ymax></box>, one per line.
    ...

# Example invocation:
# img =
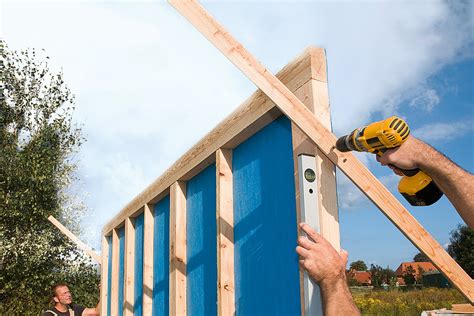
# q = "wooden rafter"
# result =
<box><xmin>168</xmin><ymin>0</ymin><xmax>474</xmax><ymax>302</ymax></box>
<box><xmin>47</xmin><ymin>215</ymin><xmax>101</xmax><ymax>263</ymax></box>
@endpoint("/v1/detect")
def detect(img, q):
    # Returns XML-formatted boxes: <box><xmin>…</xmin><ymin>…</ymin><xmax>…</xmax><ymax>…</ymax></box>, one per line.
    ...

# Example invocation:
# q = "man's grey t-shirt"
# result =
<box><xmin>42</xmin><ymin>304</ymin><xmax>85</xmax><ymax>316</ymax></box>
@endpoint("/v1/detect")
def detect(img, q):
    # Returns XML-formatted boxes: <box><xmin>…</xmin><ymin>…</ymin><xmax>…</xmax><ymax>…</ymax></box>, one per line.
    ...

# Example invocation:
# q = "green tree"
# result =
<box><xmin>447</xmin><ymin>225</ymin><xmax>473</xmax><ymax>278</ymax></box>
<box><xmin>350</xmin><ymin>260</ymin><xmax>368</xmax><ymax>271</ymax></box>
<box><xmin>403</xmin><ymin>265</ymin><xmax>416</xmax><ymax>286</ymax></box>
<box><xmin>416</xmin><ymin>266</ymin><xmax>425</xmax><ymax>284</ymax></box>
<box><xmin>370</xmin><ymin>264</ymin><xmax>395</xmax><ymax>287</ymax></box>
<box><xmin>413</xmin><ymin>252</ymin><xmax>430</xmax><ymax>262</ymax></box>
<box><xmin>0</xmin><ymin>40</ymin><xmax>99</xmax><ymax>314</ymax></box>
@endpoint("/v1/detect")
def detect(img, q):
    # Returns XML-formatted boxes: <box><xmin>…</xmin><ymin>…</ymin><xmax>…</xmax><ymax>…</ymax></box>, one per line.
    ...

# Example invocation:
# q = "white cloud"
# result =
<box><xmin>379</xmin><ymin>174</ymin><xmax>400</xmax><ymax>193</ymax></box>
<box><xmin>336</xmin><ymin>172</ymin><xmax>367</xmax><ymax>209</ymax></box>
<box><xmin>413</xmin><ymin>120</ymin><xmax>473</xmax><ymax>143</ymax></box>
<box><xmin>3</xmin><ymin>1</ymin><xmax>472</xmax><ymax>249</ymax></box>
<box><xmin>409</xmin><ymin>88</ymin><xmax>440</xmax><ymax>112</ymax></box>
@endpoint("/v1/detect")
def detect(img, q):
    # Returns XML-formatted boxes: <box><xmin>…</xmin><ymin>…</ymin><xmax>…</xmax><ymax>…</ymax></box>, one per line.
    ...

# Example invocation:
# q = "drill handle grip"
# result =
<box><xmin>390</xmin><ymin>165</ymin><xmax>419</xmax><ymax>177</ymax></box>
<box><xmin>376</xmin><ymin>149</ymin><xmax>419</xmax><ymax>177</ymax></box>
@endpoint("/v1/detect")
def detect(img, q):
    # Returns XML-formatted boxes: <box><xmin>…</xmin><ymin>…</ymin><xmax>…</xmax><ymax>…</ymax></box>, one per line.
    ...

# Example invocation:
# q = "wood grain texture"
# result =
<box><xmin>291</xmin><ymin>78</ymin><xmax>338</xmax><ymax>316</ymax></box>
<box><xmin>123</xmin><ymin>218</ymin><xmax>135</xmax><ymax>316</ymax></box>
<box><xmin>110</xmin><ymin>229</ymin><xmax>120</xmax><ymax>316</ymax></box>
<box><xmin>170</xmin><ymin>181</ymin><xmax>187</xmax><ymax>315</ymax></box>
<box><xmin>100</xmin><ymin>236</ymin><xmax>110</xmax><ymax>316</ymax></box>
<box><xmin>47</xmin><ymin>215</ymin><xmax>101</xmax><ymax>263</ymax></box>
<box><xmin>168</xmin><ymin>0</ymin><xmax>474</xmax><ymax>302</ymax></box>
<box><xmin>102</xmin><ymin>47</ymin><xmax>317</xmax><ymax>235</ymax></box>
<box><xmin>291</xmin><ymin>76</ymin><xmax>340</xmax><ymax>251</ymax></box>
<box><xmin>216</xmin><ymin>149</ymin><xmax>235</xmax><ymax>316</ymax></box>
<box><xmin>143</xmin><ymin>204</ymin><xmax>155</xmax><ymax>315</ymax></box>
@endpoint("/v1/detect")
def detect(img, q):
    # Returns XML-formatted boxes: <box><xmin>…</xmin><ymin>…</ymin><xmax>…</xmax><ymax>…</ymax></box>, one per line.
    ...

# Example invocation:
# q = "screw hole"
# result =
<box><xmin>309</xmin><ymin>189</ymin><xmax>313</xmax><ymax>194</ymax></box>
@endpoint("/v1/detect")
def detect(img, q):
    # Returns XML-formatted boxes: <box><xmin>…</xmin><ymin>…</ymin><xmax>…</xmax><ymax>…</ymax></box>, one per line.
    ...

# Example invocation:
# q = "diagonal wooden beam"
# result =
<box><xmin>48</xmin><ymin>215</ymin><xmax>101</xmax><ymax>264</ymax></box>
<box><xmin>168</xmin><ymin>0</ymin><xmax>474</xmax><ymax>302</ymax></box>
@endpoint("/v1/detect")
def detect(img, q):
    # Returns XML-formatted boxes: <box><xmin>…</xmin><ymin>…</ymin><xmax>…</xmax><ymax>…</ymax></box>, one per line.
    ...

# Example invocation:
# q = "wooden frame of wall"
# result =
<box><xmin>101</xmin><ymin>46</ymin><xmax>333</xmax><ymax>315</ymax></box>
<box><xmin>101</xmin><ymin>4</ymin><xmax>473</xmax><ymax>312</ymax></box>
<box><xmin>168</xmin><ymin>0</ymin><xmax>473</xmax><ymax>303</ymax></box>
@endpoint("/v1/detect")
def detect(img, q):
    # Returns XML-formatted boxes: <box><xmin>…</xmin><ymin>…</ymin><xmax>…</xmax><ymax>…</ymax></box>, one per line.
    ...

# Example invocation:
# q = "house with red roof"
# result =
<box><xmin>395</xmin><ymin>262</ymin><xmax>437</xmax><ymax>285</ymax></box>
<box><xmin>347</xmin><ymin>269</ymin><xmax>372</xmax><ymax>286</ymax></box>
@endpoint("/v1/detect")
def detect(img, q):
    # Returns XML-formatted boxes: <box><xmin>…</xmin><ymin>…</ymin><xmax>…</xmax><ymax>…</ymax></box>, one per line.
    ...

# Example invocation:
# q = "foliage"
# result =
<box><xmin>370</xmin><ymin>264</ymin><xmax>396</xmax><ymax>287</ymax></box>
<box><xmin>447</xmin><ymin>225</ymin><xmax>473</xmax><ymax>278</ymax></box>
<box><xmin>413</xmin><ymin>252</ymin><xmax>429</xmax><ymax>262</ymax></box>
<box><xmin>348</xmin><ymin>278</ymin><xmax>362</xmax><ymax>286</ymax></box>
<box><xmin>0</xmin><ymin>40</ymin><xmax>99</xmax><ymax>314</ymax></box>
<box><xmin>350</xmin><ymin>260</ymin><xmax>368</xmax><ymax>271</ymax></box>
<box><xmin>402</xmin><ymin>265</ymin><xmax>416</xmax><ymax>286</ymax></box>
<box><xmin>351</xmin><ymin>288</ymin><xmax>467</xmax><ymax>315</ymax></box>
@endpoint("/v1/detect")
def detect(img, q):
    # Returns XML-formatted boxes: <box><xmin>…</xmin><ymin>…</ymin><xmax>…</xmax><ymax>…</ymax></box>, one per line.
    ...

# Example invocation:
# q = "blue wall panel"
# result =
<box><xmin>233</xmin><ymin>116</ymin><xmax>301</xmax><ymax>315</ymax></box>
<box><xmin>134</xmin><ymin>213</ymin><xmax>145</xmax><ymax>316</ymax></box>
<box><xmin>152</xmin><ymin>196</ymin><xmax>170</xmax><ymax>316</ymax></box>
<box><xmin>106</xmin><ymin>236</ymin><xmax>112</xmax><ymax>316</ymax></box>
<box><xmin>118</xmin><ymin>228</ymin><xmax>125</xmax><ymax>315</ymax></box>
<box><xmin>186</xmin><ymin>164</ymin><xmax>217</xmax><ymax>316</ymax></box>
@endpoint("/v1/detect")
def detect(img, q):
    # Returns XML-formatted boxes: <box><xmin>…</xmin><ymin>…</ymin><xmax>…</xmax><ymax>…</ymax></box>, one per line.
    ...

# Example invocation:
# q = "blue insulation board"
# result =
<box><xmin>118</xmin><ymin>227</ymin><xmax>125</xmax><ymax>315</ymax></box>
<box><xmin>134</xmin><ymin>213</ymin><xmax>145</xmax><ymax>316</ymax></box>
<box><xmin>233</xmin><ymin>116</ymin><xmax>301</xmax><ymax>315</ymax></box>
<box><xmin>106</xmin><ymin>236</ymin><xmax>112</xmax><ymax>316</ymax></box>
<box><xmin>152</xmin><ymin>196</ymin><xmax>170</xmax><ymax>316</ymax></box>
<box><xmin>186</xmin><ymin>164</ymin><xmax>217</xmax><ymax>316</ymax></box>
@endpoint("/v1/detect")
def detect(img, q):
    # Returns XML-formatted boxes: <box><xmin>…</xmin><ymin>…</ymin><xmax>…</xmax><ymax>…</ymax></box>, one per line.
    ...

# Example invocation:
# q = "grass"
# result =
<box><xmin>351</xmin><ymin>287</ymin><xmax>468</xmax><ymax>315</ymax></box>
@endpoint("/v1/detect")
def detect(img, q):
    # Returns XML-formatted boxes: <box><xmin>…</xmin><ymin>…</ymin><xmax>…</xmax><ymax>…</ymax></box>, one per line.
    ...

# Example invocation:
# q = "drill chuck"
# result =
<box><xmin>335</xmin><ymin>134</ymin><xmax>353</xmax><ymax>152</ymax></box>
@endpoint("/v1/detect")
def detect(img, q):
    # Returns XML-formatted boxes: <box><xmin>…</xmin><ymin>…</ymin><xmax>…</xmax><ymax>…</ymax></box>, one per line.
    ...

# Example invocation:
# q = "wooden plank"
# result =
<box><xmin>170</xmin><ymin>181</ymin><xmax>187</xmax><ymax>315</ymax></box>
<box><xmin>452</xmin><ymin>304</ymin><xmax>474</xmax><ymax>313</ymax></box>
<box><xmin>291</xmin><ymin>58</ymin><xmax>340</xmax><ymax>250</ymax></box>
<box><xmin>167</xmin><ymin>0</ymin><xmax>474</xmax><ymax>303</ymax></box>
<box><xmin>102</xmin><ymin>47</ymin><xmax>318</xmax><ymax>235</ymax></box>
<box><xmin>47</xmin><ymin>215</ymin><xmax>101</xmax><ymax>263</ymax></box>
<box><xmin>216</xmin><ymin>149</ymin><xmax>235</xmax><ymax>316</ymax></box>
<box><xmin>100</xmin><ymin>236</ymin><xmax>110</xmax><ymax>316</ymax></box>
<box><xmin>110</xmin><ymin>229</ymin><xmax>120</xmax><ymax>316</ymax></box>
<box><xmin>291</xmin><ymin>80</ymin><xmax>329</xmax><ymax>316</ymax></box>
<box><xmin>143</xmin><ymin>204</ymin><xmax>155</xmax><ymax>315</ymax></box>
<box><xmin>123</xmin><ymin>218</ymin><xmax>135</xmax><ymax>316</ymax></box>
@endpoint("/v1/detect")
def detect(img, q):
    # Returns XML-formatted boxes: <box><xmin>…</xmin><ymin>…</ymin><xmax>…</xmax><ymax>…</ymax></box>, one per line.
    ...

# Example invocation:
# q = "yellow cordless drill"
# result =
<box><xmin>335</xmin><ymin>116</ymin><xmax>443</xmax><ymax>206</ymax></box>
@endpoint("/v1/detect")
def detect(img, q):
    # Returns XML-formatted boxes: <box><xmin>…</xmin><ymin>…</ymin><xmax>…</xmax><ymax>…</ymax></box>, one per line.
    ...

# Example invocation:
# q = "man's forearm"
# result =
<box><xmin>418</xmin><ymin>144</ymin><xmax>474</xmax><ymax>228</ymax></box>
<box><xmin>320</xmin><ymin>278</ymin><xmax>360</xmax><ymax>315</ymax></box>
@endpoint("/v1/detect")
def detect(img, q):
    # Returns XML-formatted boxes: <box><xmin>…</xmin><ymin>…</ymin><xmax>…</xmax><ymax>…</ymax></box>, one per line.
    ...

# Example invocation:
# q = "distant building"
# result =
<box><xmin>422</xmin><ymin>271</ymin><xmax>451</xmax><ymax>288</ymax></box>
<box><xmin>347</xmin><ymin>269</ymin><xmax>372</xmax><ymax>286</ymax></box>
<box><xmin>395</xmin><ymin>262</ymin><xmax>437</xmax><ymax>285</ymax></box>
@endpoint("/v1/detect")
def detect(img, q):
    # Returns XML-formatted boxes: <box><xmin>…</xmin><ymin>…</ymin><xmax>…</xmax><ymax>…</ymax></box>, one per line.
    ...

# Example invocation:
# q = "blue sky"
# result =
<box><xmin>2</xmin><ymin>1</ymin><xmax>473</xmax><ymax>270</ymax></box>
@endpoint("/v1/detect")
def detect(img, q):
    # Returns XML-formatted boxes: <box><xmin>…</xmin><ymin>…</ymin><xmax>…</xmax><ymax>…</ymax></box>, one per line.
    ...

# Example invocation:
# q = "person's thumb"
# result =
<box><xmin>339</xmin><ymin>249</ymin><xmax>349</xmax><ymax>267</ymax></box>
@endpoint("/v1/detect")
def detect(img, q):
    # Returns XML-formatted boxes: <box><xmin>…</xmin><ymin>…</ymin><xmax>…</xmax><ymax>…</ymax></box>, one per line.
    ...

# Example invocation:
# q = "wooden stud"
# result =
<box><xmin>143</xmin><ymin>204</ymin><xmax>155</xmax><ymax>315</ymax></box>
<box><xmin>100</xmin><ymin>235</ymin><xmax>110</xmax><ymax>316</ymax></box>
<box><xmin>170</xmin><ymin>181</ymin><xmax>187</xmax><ymax>315</ymax></box>
<box><xmin>110</xmin><ymin>229</ymin><xmax>120</xmax><ymax>316</ymax></box>
<box><xmin>124</xmin><ymin>218</ymin><xmax>136</xmax><ymax>316</ymax></box>
<box><xmin>47</xmin><ymin>215</ymin><xmax>101</xmax><ymax>263</ymax></box>
<box><xmin>167</xmin><ymin>0</ymin><xmax>474</xmax><ymax>302</ymax></box>
<box><xmin>102</xmin><ymin>47</ymin><xmax>317</xmax><ymax>235</ymax></box>
<box><xmin>291</xmin><ymin>50</ymin><xmax>340</xmax><ymax>251</ymax></box>
<box><xmin>216</xmin><ymin>149</ymin><xmax>235</xmax><ymax>316</ymax></box>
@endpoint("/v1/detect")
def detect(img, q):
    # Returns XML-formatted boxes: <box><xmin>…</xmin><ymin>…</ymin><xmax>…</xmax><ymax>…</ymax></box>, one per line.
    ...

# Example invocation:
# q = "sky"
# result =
<box><xmin>2</xmin><ymin>0</ymin><xmax>473</xmax><ymax>270</ymax></box>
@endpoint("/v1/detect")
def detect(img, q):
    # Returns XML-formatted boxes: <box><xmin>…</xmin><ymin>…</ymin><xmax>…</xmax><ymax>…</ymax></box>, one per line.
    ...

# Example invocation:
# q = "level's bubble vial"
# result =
<box><xmin>304</xmin><ymin>168</ymin><xmax>316</xmax><ymax>182</ymax></box>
